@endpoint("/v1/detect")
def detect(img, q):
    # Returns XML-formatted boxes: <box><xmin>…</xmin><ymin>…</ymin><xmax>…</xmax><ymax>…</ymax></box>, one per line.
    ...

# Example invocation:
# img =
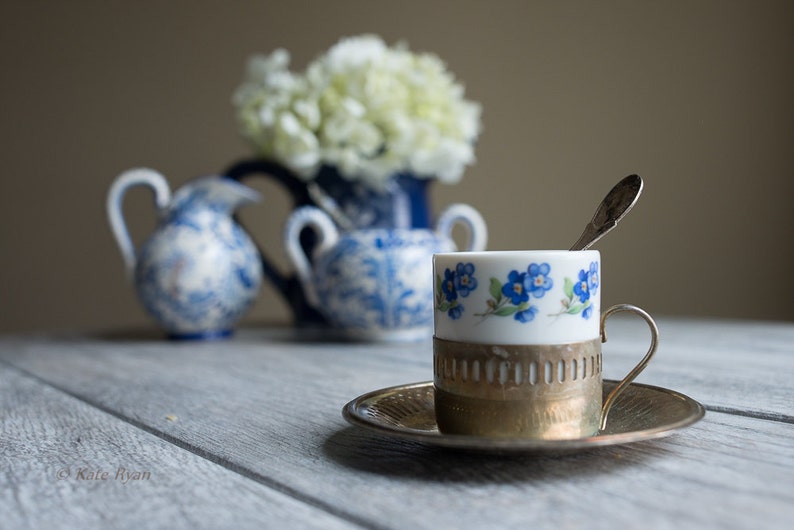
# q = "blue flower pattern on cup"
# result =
<box><xmin>553</xmin><ymin>261</ymin><xmax>600</xmax><ymax>320</ymax></box>
<box><xmin>527</xmin><ymin>263</ymin><xmax>553</xmax><ymax>298</ymax></box>
<box><xmin>441</xmin><ymin>268</ymin><xmax>458</xmax><ymax>302</ymax></box>
<box><xmin>435</xmin><ymin>263</ymin><xmax>477</xmax><ymax>319</ymax></box>
<box><xmin>436</xmin><ymin>261</ymin><xmax>600</xmax><ymax>323</ymax></box>
<box><xmin>502</xmin><ymin>270</ymin><xmax>530</xmax><ymax>305</ymax></box>
<box><xmin>475</xmin><ymin>263</ymin><xmax>554</xmax><ymax>323</ymax></box>
<box><xmin>453</xmin><ymin>262</ymin><xmax>478</xmax><ymax>297</ymax></box>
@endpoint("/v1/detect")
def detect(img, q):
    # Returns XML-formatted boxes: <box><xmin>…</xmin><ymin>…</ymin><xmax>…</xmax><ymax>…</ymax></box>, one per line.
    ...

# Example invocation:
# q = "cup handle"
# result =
<box><xmin>599</xmin><ymin>304</ymin><xmax>660</xmax><ymax>431</ymax></box>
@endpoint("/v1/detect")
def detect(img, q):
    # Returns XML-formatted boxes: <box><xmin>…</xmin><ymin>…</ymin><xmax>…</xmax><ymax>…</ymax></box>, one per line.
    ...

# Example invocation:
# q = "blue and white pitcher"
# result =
<box><xmin>107</xmin><ymin>168</ymin><xmax>263</xmax><ymax>339</ymax></box>
<box><xmin>284</xmin><ymin>203</ymin><xmax>487</xmax><ymax>341</ymax></box>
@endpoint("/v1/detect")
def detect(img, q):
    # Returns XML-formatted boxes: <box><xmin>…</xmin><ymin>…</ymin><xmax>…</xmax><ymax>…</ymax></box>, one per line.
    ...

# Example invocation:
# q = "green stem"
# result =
<box><xmin>474</xmin><ymin>296</ymin><xmax>510</xmax><ymax>319</ymax></box>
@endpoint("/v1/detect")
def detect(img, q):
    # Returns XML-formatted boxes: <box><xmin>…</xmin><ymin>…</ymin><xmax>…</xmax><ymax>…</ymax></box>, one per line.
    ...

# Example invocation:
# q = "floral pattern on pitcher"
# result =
<box><xmin>551</xmin><ymin>261</ymin><xmax>600</xmax><ymax>320</ymax></box>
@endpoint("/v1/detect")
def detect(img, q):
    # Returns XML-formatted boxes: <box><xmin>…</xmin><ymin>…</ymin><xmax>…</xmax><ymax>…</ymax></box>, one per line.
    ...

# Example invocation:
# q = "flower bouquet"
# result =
<box><xmin>226</xmin><ymin>35</ymin><xmax>485</xmax><ymax>330</ymax></box>
<box><xmin>232</xmin><ymin>34</ymin><xmax>482</xmax><ymax>191</ymax></box>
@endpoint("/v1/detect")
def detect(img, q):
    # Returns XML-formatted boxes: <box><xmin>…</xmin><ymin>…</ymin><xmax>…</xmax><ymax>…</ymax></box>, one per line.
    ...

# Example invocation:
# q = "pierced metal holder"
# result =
<box><xmin>433</xmin><ymin>304</ymin><xmax>659</xmax><ymax>439</ymax></box>
<box><xmin>434</xmin><ymin>338</ymin><xmax>603</xmax><ymax>439</ymax></box>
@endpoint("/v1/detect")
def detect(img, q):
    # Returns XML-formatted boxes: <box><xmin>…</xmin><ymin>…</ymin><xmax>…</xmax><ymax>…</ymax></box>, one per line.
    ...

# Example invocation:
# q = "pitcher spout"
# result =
<box><xmin>170</xmin><ymin>175</ymin><xmax>261</xmax><ymax>215</ymax></box>
<box><xmin>218</xmin><ymin>176</ymin><xmax>262</xmax><ymax>208</ymax></box>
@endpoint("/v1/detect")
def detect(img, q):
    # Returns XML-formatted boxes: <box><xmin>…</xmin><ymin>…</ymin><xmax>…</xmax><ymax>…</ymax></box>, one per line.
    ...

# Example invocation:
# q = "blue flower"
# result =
<box><xmin>515</xmin><ymin>305</ymin><xmax>539</xmax><ymax>323</ymax></box>
<box><xmin>525</xmin><ymin>262</ymin><xmax>553</xmax><ymax>298</ymax></box>
<box><xmin>587</xmin><ymin>261</ymin><xmax>599</xmax><ymax>295</ymax></box>
<box><xmin>573</xmin><ymin>269</ymin><xmax>590</xmax><ymax>303</ymax></box>
<box><xmin>502</xmin><ymin>270</ymin><xmax>529</xmax><ymax>305</ymax></box>
<box><xmin>442</xmin><ymin>268</ymin><xmax>458</xmax><ymax>301</ymax></box>
<box><xmin>582</xmin><ymin>304</ymin><xmax>594</xmax><ymax>320</ymax></box>
<box><xmin>448</xmin><ymin>305</ymin><xmax>464</xmax><ymax>320</ymax></box>
<box><xmin>454</xmin><ymin>262</ymin><xmax>477</xmax><ymax>297</ymax></box>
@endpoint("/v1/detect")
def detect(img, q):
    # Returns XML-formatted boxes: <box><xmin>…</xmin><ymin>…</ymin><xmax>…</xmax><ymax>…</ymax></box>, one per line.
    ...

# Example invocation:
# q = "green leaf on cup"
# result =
<box><xmin>438</xmin><ymin>301</ymin><xmax>453</xmax><ymax>312</ymax></box>
<box><xmin>489</xmin><ymin>277</ymin><xmax>502</xmax><ymax>301</ymax></box>
<box><xmin>563</xmin><ymin>277</ymin><xmax>574</xmax><ymax>300</ymax></box>
<box><xmin>494</xmin><ymin>306</ymin><xmax>519</xmax><ymax>316</ymax></box>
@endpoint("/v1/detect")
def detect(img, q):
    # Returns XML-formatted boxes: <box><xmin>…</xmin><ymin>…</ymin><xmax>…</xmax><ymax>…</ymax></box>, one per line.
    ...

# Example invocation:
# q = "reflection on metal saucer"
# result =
<box><xmin>343</xmin><ymin>380</ymin><xmax>705</xmax><ymax>452</ymax></box>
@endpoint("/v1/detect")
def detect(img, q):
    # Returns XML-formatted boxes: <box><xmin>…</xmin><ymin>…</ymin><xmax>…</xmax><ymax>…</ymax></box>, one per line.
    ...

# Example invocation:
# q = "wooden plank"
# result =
<box><xmin>597</xmin><ymin>316</ymin><xmax>794</xmax><ymax>419</ymax></box>
<box><xmin>0</xmin><ymin>364</ymin><xmax>363</xmax><ymax>530</ymax></box>
<box><xmin>327</xmin><ymin>412</ymin><xmax>794</xmax><ymax>530</ymax></box>
<box><xmin>10</xmin><ymin>314</ymin><xmax>789</xmax><ymax>416</ymax></box>
<box><xmin>0</xmin><ymin>320</ymin><xmax>792</xmax><ymax>529</ymax></box>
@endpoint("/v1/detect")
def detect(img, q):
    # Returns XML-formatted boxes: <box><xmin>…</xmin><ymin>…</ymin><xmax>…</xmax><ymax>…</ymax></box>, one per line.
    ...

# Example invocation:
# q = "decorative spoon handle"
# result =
<box><xmin>569</xmin><ymin>174</ymin><xmax>643</xmax><ymax>251</ymax></box>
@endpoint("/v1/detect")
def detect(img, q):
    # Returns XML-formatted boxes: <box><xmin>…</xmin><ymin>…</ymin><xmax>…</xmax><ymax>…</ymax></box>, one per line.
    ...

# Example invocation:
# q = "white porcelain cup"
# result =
<box><xmin>432</xmin><ymin>250</ymin><xmax>658</xmax><ymax>439</ymax></box>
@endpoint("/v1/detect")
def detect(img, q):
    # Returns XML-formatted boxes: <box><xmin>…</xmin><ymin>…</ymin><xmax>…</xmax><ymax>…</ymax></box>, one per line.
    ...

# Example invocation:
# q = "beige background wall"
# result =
<box><xmin>1</xmin><ymin>0</ymin><xmax>792</xmax><ymax>334</ymax></box>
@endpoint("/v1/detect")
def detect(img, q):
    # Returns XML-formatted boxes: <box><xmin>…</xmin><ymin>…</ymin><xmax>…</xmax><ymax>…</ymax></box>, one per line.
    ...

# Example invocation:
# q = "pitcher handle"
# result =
<box><xmin>223</xmin><ymin>159</ymin><xmax>312</xmax><ymax>294</ymax></box>
<box><xmin>225</xmin><ymin>159</ymin><xmax>332</xmax><ymax>326</ymax></box>
<box><xmin>283</xmin><ymin>206</ymin><xmax>340</xmax><ymax>309</ymax></box>
<box><xmin>599</xmin><ymin>304</ymin><xmax>660</xmax><ymax>430</ymax></box>
<box><xmin>106</xmin><ymin>168</ymin><xmax>171</xmax><ymax>282</ymax></box>
<box><xmin>435</xmin><ymin>203</ymin><xmax>488</xmax><ymax>251</ymax></box>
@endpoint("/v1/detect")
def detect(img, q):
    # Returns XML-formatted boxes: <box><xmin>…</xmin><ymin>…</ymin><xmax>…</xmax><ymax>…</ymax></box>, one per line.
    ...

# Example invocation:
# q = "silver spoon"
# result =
<box><xmin>569</xmin><ymin>174</ymin><xmax>643</xmax><ymax>251</ymax></box>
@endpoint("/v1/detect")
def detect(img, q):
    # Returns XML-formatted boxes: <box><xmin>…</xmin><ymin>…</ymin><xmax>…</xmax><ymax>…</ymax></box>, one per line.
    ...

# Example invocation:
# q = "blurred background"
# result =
<box><xmin>1</xmin><ymin>0</ymin><xmax>792</xmax><ymax>334</ymax></box>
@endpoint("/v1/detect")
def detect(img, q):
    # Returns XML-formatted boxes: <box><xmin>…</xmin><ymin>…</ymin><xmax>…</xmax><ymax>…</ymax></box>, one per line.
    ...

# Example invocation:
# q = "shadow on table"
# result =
<box><xmin>322</xmin><ymin>426</ymin><xmax>670</xmax><ymax>483</ymax></box>
<box><xmin>93</xmin><ymin>327</ymin><xmax>170</xmax><ymax>342</ymax></box>
<box><xmin>91</xmin><ymin>323</ymin><xmax>357</xmax><ymax>344</ymax></box>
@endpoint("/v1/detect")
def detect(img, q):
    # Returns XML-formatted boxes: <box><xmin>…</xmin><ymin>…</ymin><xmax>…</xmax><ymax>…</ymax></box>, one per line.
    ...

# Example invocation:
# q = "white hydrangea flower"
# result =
<box><xmin>233</xmin><ymin>35</ymin><xmax>481</xmax><ymax>189</ymax></box>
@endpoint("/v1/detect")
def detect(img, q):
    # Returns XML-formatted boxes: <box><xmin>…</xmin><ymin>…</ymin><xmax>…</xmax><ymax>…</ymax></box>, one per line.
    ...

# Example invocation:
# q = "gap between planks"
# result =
<box><xmin>0</xmin><ymin>359</ymin><xmax>388</xmax><ymax>530</ymax></box>
<box><xmin>702</xmin><ymin>405</ymin><xmax>794</xmax><ymax>425</ymax></box>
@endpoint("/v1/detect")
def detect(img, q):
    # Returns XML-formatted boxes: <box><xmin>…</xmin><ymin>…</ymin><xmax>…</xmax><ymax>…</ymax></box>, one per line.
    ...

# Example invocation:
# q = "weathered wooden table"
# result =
<box><xmin>1</xmin><ymin>316</ymin><xmax>792</xmax><ymax>529</ymax></box>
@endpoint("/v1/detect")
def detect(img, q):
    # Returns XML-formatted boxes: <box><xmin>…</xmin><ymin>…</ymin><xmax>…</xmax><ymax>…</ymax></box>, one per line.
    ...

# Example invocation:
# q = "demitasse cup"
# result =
<box><xmin>433</xmin><ymin>250</ymin><xmax>658</xmax><ymax>439</ymax></box>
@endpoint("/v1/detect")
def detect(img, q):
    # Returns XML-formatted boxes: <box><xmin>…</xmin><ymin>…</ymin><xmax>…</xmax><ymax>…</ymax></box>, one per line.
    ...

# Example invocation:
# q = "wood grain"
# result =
<box><xmin>1</xmin><ymin>317</ymin><xmax>792</xmax><ymax>529</ymax></box>
<box><xmin>599</xmin><ymin>316</ymin><xmax>794</xmax><ymax>420</ymax></box>
<box><xmin>0</xmin><ymin>365</ymin><xmax>361</xmax><ymax>530</ymax></box>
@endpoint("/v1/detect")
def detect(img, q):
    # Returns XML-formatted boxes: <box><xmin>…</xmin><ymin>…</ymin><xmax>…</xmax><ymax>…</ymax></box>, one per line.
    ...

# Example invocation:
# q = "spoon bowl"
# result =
<box><xmin>569</xmin><ymin>174</ymin><xmax>643</xmax><ymax>251</ymax></box>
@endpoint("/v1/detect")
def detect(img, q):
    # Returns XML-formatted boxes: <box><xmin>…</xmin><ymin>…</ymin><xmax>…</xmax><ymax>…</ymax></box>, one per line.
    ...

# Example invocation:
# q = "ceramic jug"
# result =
<box><xmin>224</xmin><ymin>159</ymin><xmax>439</xmax><ymax>327</ymax></box>
<box><xmin>284</xmin><ymin>203</ymin><xmax>487</xmax><ymax>341</ymax></box>
<box><xmin>107</xmin><ymin>168</ymin><xmax>263</xmax><ymax>339</ymax></box>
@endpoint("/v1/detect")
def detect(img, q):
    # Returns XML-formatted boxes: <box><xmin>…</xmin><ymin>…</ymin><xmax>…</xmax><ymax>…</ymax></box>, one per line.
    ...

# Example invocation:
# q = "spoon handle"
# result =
<box><xmin>569</xmin><ymin>174</ymin><xmax>643</xmax><ymax>251</ymax></box>
<box><xmin>569</xmin><ymin>222</ymin><xmax>608</xmax><ymax>252</ymax></box>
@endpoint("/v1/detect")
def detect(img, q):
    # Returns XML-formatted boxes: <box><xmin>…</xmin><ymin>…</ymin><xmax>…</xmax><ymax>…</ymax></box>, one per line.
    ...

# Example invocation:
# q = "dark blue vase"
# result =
<box><xmin>223</xmin><ymin>158</ymin><xmax>432</xmax><ymax>326</ymax></box>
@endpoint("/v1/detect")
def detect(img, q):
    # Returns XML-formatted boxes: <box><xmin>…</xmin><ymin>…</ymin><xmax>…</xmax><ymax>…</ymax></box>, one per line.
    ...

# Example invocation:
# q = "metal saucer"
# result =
<box><xmin>342</xmin><ymin>380</ymin><xmax>705</xmax><ymax>452</ymax></box>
